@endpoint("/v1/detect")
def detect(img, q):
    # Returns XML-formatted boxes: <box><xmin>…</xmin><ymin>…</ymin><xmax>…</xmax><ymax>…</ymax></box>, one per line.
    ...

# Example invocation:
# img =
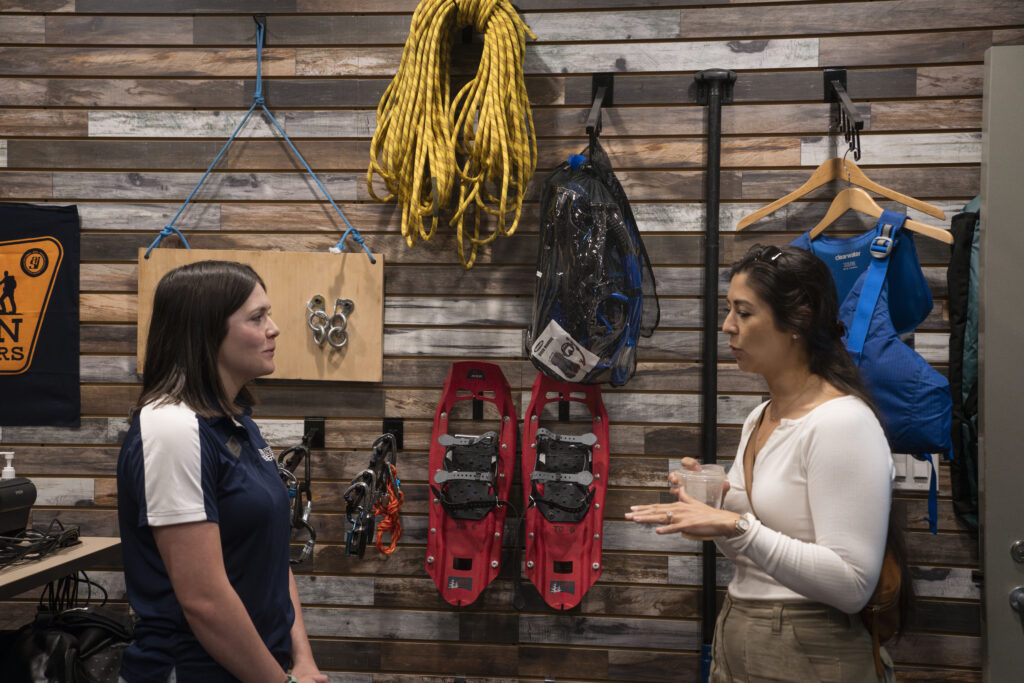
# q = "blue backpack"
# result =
<box><xmin>794</xmin><ymin>211</ymin><xmax>952</xmax><ymax>532</ymax></box>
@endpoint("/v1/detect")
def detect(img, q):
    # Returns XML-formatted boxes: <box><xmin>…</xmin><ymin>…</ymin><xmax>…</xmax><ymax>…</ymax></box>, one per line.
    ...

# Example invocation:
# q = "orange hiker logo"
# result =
<box><xmin>0</xmin><ymin>237</ymin><xmax>63</xmax><ymax>374</ymax></box>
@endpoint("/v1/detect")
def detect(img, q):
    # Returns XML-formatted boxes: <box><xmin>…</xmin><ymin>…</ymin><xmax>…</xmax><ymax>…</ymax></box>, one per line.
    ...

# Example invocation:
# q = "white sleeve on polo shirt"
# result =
<box><xmin>139</xmin><ymin>401</ymin><xmax>213</xmax><ymax>527</ymax></box>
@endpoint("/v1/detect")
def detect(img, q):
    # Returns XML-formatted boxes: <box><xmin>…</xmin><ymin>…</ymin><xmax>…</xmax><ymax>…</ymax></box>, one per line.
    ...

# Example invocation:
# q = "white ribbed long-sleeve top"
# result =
<box><xmin>716</xmin><ymin>395</ymin><xmax>894</xmax><ymax>614</ymax></box>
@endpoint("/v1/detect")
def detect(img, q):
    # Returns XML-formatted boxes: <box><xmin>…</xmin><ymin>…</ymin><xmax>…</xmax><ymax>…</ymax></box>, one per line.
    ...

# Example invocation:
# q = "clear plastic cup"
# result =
<box><xmin>677</xmin><ymin>464</ymin><xmax>726</xmax><ymax>509</ymax></box>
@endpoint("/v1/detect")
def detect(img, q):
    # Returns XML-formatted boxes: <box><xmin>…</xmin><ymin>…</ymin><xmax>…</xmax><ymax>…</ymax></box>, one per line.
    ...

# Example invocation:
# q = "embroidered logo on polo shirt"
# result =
<box><xmin>259</xmin><ymin>445</ymin><xmax>275</xmax><ymax>462</ymax></box>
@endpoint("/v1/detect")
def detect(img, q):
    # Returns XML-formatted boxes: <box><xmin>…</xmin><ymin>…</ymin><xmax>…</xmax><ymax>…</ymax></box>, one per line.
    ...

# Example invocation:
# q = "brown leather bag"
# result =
<box><xmin>860</xmin><ymin>540</ymin><xmax>902</xmax><ymax>677</ymax></box>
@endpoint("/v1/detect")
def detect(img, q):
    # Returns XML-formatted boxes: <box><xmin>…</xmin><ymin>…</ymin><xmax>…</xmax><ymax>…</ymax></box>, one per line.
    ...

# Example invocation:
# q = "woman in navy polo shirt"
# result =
<box><xmin>117</xmin><ymin>261</ymin><xmax>327</xmax><ymax>683</ymax></box>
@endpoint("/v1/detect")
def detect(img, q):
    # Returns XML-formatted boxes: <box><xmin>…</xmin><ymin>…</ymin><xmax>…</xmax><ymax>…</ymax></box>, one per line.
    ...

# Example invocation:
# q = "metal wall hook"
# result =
<box><xmin>824</xmin><ymin>67</ymin><xmax>864</xmax><ymax>161</ymax></box>
<box><xmin>586</xmin><ymin>73</ymin><xmax>614</xmax><ymax>159</ymax></box>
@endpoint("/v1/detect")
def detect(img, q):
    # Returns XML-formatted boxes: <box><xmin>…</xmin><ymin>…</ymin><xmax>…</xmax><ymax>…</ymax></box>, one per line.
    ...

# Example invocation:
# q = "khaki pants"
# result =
<box><xmin>710</xmin><ymin>594</ymin><xmax>889</xmax><ymax>683</ymax></box>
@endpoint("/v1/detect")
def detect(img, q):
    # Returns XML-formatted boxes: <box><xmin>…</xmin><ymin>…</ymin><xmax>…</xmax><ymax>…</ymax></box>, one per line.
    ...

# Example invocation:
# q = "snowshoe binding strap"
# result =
<box><xmin>430</xmin><ymin>431</ymin><xmax>500</xmax><ymax>521</ymax></box>
<box><xmin>529</xmin><ymin>428</ymin><xmax>598</xmax><ymax>523</ymax></box>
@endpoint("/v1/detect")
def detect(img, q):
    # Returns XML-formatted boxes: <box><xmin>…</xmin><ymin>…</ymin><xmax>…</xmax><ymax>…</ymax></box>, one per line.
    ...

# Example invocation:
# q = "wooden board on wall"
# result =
<box><xmin>136</xmin><ymin>248</ymin><xmax>384</xmax><ymax>383</ymax></box>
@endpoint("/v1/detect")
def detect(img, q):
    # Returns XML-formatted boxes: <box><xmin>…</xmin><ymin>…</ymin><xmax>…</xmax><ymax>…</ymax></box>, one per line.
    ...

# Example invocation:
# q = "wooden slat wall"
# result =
<box><xmin>2</xmin><ymin>0</ymin><xmax>1014</xmax><ymax>680</ymax></box>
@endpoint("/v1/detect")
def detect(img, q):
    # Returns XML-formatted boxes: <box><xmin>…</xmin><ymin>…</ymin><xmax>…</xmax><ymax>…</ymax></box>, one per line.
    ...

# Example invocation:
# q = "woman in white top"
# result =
<box><xmin>627</xmin><ymin>244</ymin><xmax>904</xmax><ymax>682</ymax></box>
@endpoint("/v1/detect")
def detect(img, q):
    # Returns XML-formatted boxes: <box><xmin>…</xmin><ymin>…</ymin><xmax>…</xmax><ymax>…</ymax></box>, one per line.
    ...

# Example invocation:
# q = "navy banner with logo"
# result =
<box><xmin>0</xmin><ymin>203</ymin><xmax>80</xmax><ymax>426</ymax></box>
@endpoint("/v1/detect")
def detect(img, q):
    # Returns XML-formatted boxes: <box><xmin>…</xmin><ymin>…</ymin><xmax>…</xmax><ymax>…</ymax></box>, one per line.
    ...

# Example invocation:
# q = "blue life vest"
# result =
<box><xmin>792</xmin><ymin>222</ymin><xmax>931</xmax><ymax>335</ymax></box>
<box><xmin>794</xmin><ymin>211</ymin><xmax>952</xmax><ymax>533</ymax></box>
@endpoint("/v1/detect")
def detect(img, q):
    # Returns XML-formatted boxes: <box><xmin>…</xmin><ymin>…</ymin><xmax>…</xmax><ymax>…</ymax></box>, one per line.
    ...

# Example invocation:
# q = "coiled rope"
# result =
<box><xmin>367</xmin><ymin>0</ymin><xmax>537</xmax><ymax>268</ymax></box>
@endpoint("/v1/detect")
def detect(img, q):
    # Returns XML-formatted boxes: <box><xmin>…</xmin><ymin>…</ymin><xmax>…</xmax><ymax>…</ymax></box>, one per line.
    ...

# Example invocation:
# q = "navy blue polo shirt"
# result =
<box><xmin>116</xmin><ymin>400</ymin><xmax>294</xmax><ymax>682</ymax></box>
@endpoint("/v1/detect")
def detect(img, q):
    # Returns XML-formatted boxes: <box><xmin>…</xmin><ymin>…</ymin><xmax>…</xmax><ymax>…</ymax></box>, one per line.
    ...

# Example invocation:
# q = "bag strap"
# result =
<box><xmin>742</xmin><ymin>403</ymin><xmax>769</xmax><ymax>517</ymax></box>
<box><xmin>846</xmin><ymin>210</ymin><xmax>907</xmax><ymax>365</ymax></box>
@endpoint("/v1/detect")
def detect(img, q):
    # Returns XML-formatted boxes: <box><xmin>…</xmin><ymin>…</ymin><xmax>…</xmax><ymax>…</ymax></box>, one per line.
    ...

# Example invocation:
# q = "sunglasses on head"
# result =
<box><xmin>754</xmin><ymin>245</ymin><xmax>784</xmax><ymax>263</ymax></box>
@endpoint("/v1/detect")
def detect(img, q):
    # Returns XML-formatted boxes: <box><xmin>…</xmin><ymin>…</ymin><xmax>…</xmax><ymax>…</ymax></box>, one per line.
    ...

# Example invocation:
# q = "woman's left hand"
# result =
<box><xmin>625</xmin><ymin>487</ymin><xmax>739</xmax><ymax>539</ymax></box>
<box><xmin>291</xmin><ymin>662</ymin><xmax>328</xmax><ymax>683</ymax></box>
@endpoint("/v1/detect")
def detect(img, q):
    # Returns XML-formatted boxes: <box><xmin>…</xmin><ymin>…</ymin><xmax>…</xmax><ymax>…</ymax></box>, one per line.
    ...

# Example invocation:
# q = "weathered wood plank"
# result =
<box><xmin>194</xmin><ymin>15</ymin><xmax>412</xmax><ymax>45</ymax></box>
<box><xmin>307</xmin><ymin>638</ymin><xmax>381</xmax><ymax>674</ymax></box>
<box><xmin>821</xmin><ymin>29</ymin><xmax>1023</xmax><ymax>66</ymax></box>
<box><xmin>0</xmin><ymin>48</ymin><xmax>296</xmax><ymax>77</ymax></box>
<box><xmin>0</xmin><ymin>108</ymin><xmax>88</xmax><ymax>136</ymax></box>
<box><xmin>518</xmin><ymin>645</ymin><xmax>608</xmax><ymax>681</ymax></box>
<box><xmin>608</xmin><ymin>649</ymin><xmax>701</xmax><ymax>683</ymax></box>
<box><xmin>0</xmin><ymin>78</ymin><xmax>248</xmax><ymax>107</ymax></box>
<box><xmin>869</xmin><ymin>100</ymin><xmax>982</xmax><ymax>131</ymax></box>
<box><xmin>519</xmin><ymin>613</ymin><xmax>700</xmax><ymax>650</ymax></box>
<box><xmin>0</xmin><ymin>171</ymin><xmax>51</xmax><ymax>197</ymax></box>
<box><xmin>7</xmin><ymin>139</ymin><xmax>369</xmax><ymax>170</ymax></box>
<box><xmin>50</xmin><ymin>172</ymin><xmax>357</xmax><ymax>201</ymax></box>
<box><xmin>564</xmin><ymin>69</ymin><xmax>906</xmax><ymax>104</ymax></box>
<box><xmin>82</xmin><ymin>324</ymin><xmax>136</xmax><ymax>354</ymax></box>
<box><xmin>378</xmin><ymin>642</ymin><xmax>516</xmax><ymax>677</ymax></box>
<box><xmin>0</xmin><ymin>15</ymin><xmax>44</xmax><ymax>43</ymax></box>
<box><xmin>81</xmin><ymin>292</ymin><xmax>137</xmax><ymax>323</ymax></box>
<box><xmin>913</xmin><ymin>565</ymin><xmax>983</xmax><ymax>598</ymax></box>
<box><xmin>3</xmin><ymin>167</ymin><xmax>976</xmax><ymax>204</ymax></box>
<box><xmin>887</xmin><ymin>633</ymin><xmax>981</xmax><ymax>668</ymax></box>
<box><xmin>32</xmin><ymin>477</ymin><xmax>96</xmax><ymax>506</ymax></box>
<box><xmin>302</xmin><ymin>607</ymin><xmax>459</xmax><ymax>641</ymax></box>
<box><xmin>0</xmin><ymin>68</ymin><xmax>979</xmax><ymax>111</ymax></box>
<box><xmin>6</xmin><ymin>447</ymin><xmax>120</xmax><ymax>476</ymax></box>
<box><xmin>680</xmin><ymin>0</ymin><xmax>1024</xmax><ymax>38</ymax></box>
<box><xmin>0</xmin><ymin>1</ymin><xmax>74</xmax><ymax>12</ymax></box>
<box><xmin>80</xmin><ymin>385</ymin><xmax>139</xmax><ymax>415</ymax></box>
<box><xmin>523</xmin><ymin>10</ymin><xmax>681</xmax><ymax>41</ymax></box>
<box><xmin>75</xmin><ymin>0</ymin><xmax>298</xmax><ymax>11</ymax></box>
<box><xmin>44</xmin><ymin>16</ymin><xmax>194</xmax><ymax>44</ymax></box>
<box><xmin>801</xmin><ymin>133</ymin><xmax>981</xmax><ymax>167</ymax></box>
<box><xmin>7</xmin><ymin>137</ymin><xmax>802</xmax><ymax>170</ymax></box>
<box><xmin>0</xmin><ymin>417</ymin><xmax>130</xmax><ymax>446</ymax></box>
<box><xmin>88</xmin><ymin>109</ymin><xmax>378</xmax><ymax>139</ymax></box>
<box><xmin>69</xmin><ymin>197</ymin><xmax>962</xmax><ymax>238</ymax></box>
<box><xmin>896</xmin><ymin>668</ymin><xmax>980</xmax><ymax>682</ymax></box>
<box><xmin>294</xmin><ymin>40</ymin><xmax>819</xmax><ymax>78</ymax></box>
<box><xmin>917</xmin><ymin>65</ymin><xmax>984</xmax><ymax>97</ymax></box>
<box><xmin>736</xmin><ymin>166</ymin><xmax>979</xmax><ymax>202</ymax></box>
<box><xmin>908</xmin><ymin>531</ymin><xmax>978</xmax><ymax>566</ymax></box>
<box><xmin>910</xmin><ymin>599</ymin><xmax>980</xmax><ymax>635</ymax></box>
<box><xmin>82</xmin><ymin>263</ymin><xmax>137</xmax><ymax>291</ymax></box>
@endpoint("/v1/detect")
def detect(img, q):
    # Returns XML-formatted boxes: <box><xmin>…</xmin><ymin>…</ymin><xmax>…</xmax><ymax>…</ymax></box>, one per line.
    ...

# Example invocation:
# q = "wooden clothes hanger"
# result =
<box><xmin>809</xmin><ymin>187</ymin><xmax>953</xmax><ymax>244</ymax></box>
<box><xmin>736</xmin><ymin>158</ymin><xmax>947</xmax><ymax>231</ymax></box>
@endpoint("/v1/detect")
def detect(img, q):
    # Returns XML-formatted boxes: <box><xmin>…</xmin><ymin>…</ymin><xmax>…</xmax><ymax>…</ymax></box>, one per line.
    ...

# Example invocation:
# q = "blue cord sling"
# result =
<box><xmin>145</xmin><ymin>16</ymin><xmax>374</xmax><ymax>263</ymax></box>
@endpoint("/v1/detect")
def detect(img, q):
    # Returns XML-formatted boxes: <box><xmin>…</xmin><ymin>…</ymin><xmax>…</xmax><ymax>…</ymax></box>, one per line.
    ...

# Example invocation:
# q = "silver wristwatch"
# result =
<box><xmin>732</xmin><ymin>512</ymin><xmax>755</xmax><ymax>538</ymax></box>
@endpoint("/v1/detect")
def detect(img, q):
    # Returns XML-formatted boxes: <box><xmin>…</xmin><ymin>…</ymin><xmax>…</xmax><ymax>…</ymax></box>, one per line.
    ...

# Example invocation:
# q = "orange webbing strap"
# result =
<box><xmin>374</xmin><ymin>463</ymin><xmax>404</xmax><ymax>554</ymax></box>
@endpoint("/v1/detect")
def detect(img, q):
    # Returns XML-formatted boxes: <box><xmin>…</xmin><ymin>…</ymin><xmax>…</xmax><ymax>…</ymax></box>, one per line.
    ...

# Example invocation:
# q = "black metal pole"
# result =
<box><xmin>694</xmin><ymin>67</ymin><xmax>736</xmax><ymax>683</ymax></box>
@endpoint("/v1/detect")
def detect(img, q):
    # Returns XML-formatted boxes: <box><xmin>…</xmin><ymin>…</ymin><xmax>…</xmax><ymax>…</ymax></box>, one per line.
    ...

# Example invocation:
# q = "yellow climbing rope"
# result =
<box><xmin>367</xmin><ymin>0</ymin><xmax>537</xmax><ymax>268</ymax></box>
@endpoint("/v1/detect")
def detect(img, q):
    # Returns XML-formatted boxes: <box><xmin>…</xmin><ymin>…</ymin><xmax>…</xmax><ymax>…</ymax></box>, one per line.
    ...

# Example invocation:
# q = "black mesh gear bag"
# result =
<box><xmin>527</xmin><ymin>140</ymin><xmax>658</xmax><ymax>386</ymax></box>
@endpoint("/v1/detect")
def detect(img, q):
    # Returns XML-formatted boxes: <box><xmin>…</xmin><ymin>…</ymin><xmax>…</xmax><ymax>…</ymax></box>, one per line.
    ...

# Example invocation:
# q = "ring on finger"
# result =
<box><xmin>666</xmin><ymin>510</ymin><xmax>674</xmax><ymax>522</ymax></box>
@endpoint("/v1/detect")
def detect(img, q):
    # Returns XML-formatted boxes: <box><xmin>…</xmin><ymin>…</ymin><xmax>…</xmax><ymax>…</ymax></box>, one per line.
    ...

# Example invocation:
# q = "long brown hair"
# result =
<box><xmin>137</xmin><ymin>260</ymin><xmax>265</xmax><ymax>418</ymax></box>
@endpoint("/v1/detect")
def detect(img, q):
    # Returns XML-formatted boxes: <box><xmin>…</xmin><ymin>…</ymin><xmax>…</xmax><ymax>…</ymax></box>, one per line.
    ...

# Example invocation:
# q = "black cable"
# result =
<box><xmin>0</xmin><ymin>518</ymin><xmax>80</xmax><ymax>569</ymax></box>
